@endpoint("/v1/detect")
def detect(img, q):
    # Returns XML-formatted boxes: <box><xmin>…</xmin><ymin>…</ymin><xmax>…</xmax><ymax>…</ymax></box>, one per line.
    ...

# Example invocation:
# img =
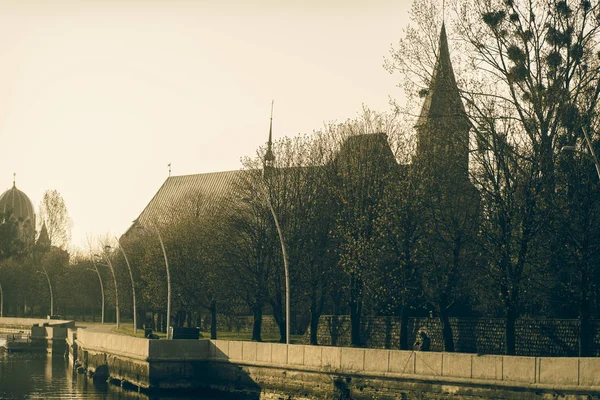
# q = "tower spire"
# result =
<box><xmin>443</xmin><ymin>0</ymin><xmax>445</xmax><ymax>24</ymax></box>
<box><xmin>264</xmin><ymin>100</ymin><xmax>275</xmax><ymax>167</ymax></box>
<box><xmin>415</xmin><ymin>23</ymin><xmax>470</xmax><ymax>179</ymax></box>
<box><xmin>13</xmin><ymin>173</ymin><xmax>15</xmax><ymax>188</ymax></box>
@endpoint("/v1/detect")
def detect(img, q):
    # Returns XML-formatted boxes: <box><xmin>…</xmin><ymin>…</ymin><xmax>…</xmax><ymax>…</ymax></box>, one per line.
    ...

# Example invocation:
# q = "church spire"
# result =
<box><xmin>37</xmin><ymin>221</ymin><xmax>51</xmax><ymax>250</ymax></box>
<box><xmin>263</xmin><ymin>100</ymin><xmax>275</xmax><ymax>168</ymax></box>
<box><xmin>416</xmin><ymin>23</ymin><xmax>467</xmax><ymax>127</ymax></box>
<box><xmin>416</xmin><ymin>23</ymin><xmax>470</xmax><ymax>179</ymax></box>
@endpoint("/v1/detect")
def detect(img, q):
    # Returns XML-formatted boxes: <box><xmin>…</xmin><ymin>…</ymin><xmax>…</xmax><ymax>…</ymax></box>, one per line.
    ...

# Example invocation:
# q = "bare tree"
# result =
<box><xmin>38</xmin><ymin>190</ymin><xmax>72</xmax><ymax>249</ymax></box>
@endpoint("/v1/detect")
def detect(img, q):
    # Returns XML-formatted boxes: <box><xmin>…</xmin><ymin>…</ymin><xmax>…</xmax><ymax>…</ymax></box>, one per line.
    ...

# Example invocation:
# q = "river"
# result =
<box><xmin>0</xmin><ymin>351</ymin><xmax>256</xmax><ymax>400</ymax></box>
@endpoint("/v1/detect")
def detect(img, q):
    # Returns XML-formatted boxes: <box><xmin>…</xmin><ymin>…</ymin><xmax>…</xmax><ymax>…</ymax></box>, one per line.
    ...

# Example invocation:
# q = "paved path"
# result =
<box><xmin>74</xmin><ymin>322</ymin><xmax>118</xmax><ymax>333</ymax></box>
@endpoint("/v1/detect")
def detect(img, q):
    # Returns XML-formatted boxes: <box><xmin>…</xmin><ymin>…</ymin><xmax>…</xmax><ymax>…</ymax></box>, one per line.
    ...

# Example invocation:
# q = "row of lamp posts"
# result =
<box><xmin>21</xmin><ymin>223</ymin><xmax>170</xmax><ymax>337</ymax></box>
<box><xmin>86</xmin><ymin>224</ymin><xmax>169</xmax><ymax>337</ymax></box>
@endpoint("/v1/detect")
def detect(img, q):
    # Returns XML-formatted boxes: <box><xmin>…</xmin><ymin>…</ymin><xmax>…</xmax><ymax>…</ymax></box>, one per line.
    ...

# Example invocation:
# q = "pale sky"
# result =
<box><xmin>0</xmin><ymin>0</ymin><xmax>412</xmax><ymax>250</ymax></box>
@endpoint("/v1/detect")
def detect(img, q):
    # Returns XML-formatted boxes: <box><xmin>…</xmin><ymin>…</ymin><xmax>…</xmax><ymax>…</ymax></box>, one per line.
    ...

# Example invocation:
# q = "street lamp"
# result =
<box><xmin>115</xmin><ymin>237</ymin><xmax>137</xmax><ymax>335</ymax></box>
<box><xmin>38</xmin><ymin>266</ymin><xmax>54</xmax><ymax>316</ymax></box>
<box><xmin>562</xmin><ymin>127</ymin><xmax>600</xmax><ymax>181</ymax></box>
<box><xmin>136</xmin><ymin>221</ymin><xmax>171</xmax><ymax>338</ymax></box>
<box><xmin>0</xmin><ymin>280</ymin><xmax>3</xmax><ymax>318</ymax></box>
<box><xmin>242</xmin><ymin>188</ymin><xmax>290</xmax><ymax>344</ymax></box>
<box><xmin>97</xmin><ymin>246</ymin><xmax>119</xmax><ymax>330</ymax></box>
<box><xmin>89</xmin><ymin>255</ymin><xmax>105</xmax><ymax>324</ymax></box>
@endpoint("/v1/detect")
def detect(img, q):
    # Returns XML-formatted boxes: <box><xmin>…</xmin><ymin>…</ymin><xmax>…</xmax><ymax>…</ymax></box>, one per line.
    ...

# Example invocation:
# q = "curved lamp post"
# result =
<box><xmin>136</xmin><ymin>222</ymin><xmax>170</xmax><ymax>338</ymax></box>
<box><xmin>39</xmin><ymin>266</ymin><xmax>54</xmax><ymax>316</ymax></box>
<box><xmin>562</xmin><ymin>127</ymin><xmax>600</xmax><ymax>181</ymax></box>
<box><xmin>243</xmin><ymin>188</ymin><xmax>290</xmax><ymax>344</ymax></box>
<box><xmin>266</xmin><ymin>195</ymin><xmax>290</xmax><ymax>345</ymax></box>
<box><xmin>89</xmin><ymin>256</ymin><xmax>105</xmax><ymax>324</ymax></box>
<box><xmin>115</xmin><ymin>237</ymin><xmax>137</xmax><ymax>335</ymax></box>
<box><xmin>98</xmin><ymin>246</ymin><xmax>119</xmax><ymax>329</ymax></box>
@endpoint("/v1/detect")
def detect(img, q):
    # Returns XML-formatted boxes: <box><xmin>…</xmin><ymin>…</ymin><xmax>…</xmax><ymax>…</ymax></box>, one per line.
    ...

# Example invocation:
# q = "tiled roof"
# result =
<box><xmin>125</xmin><ymin>133</ymin><xmax>404</xmax><ymax>237</ymax></box>
<box><xmin>126</xmin><ymin>170</ymin><xmax>246</xmax><ymax>234</ymax></box>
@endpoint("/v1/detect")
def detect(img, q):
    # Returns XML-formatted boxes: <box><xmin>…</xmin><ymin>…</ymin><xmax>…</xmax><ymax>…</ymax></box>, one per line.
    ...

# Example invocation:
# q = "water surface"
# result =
<box><xmin>0</xmin><ymin>351</ymin><xmax>253</xmax><ymax>399</ymax></box>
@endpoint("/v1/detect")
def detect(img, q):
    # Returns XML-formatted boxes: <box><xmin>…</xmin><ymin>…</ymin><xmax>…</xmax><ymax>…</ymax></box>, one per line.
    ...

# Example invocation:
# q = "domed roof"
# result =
<box><xmin>0</xmin><ymin>183</ymin><xmax>35</xmax><ymax>222</ymax></box>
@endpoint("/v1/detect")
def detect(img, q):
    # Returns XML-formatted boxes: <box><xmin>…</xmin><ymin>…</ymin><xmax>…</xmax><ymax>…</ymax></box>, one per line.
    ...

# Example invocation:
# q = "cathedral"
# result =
<box><xmin>0</xmin><ymin>177</ymin><xmax>51</xmax><ymax>250</ymax></box>
<box><xmin>0</xmin><ymin>178</ymin><xmax>36</xmax><ymax>247</ymax></box>
<box><xmin>126</xmin><ymin>24</ymin><xmax>471</xmax><ymax>235</ymax></box>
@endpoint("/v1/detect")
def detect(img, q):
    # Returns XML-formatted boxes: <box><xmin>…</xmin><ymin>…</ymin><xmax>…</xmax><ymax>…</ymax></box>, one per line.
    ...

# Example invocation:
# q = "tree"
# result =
<box><xmin>227</xmin><ymin>169</ymin><xmax>277</xmax><ymax>342</ymax></box>
<box><xmin>38</xmin><ymin>190</ymin><xmax>72</xmax><ymax>249</ymax></box>
<box><xmin>387</xmin><ymin>0</ymin><xmax>600</xmax><ymax>354</ymax></box>
<box><xmin>324</xmin><ymin>110</ymin><xmax>404</xmax><ymax>347</ymax></box>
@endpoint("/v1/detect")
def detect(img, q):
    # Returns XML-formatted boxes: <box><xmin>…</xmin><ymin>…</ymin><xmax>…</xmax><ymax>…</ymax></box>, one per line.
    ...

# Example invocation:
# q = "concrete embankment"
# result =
<box><xmin>0</xmin><ymin>317</ymin><xmax>73</xmax><ymax>353</ymax></box>
<box><xmin>70</xmin><ymin>328</ymin><xmax>600</xmax><ymax>399</ymax></box>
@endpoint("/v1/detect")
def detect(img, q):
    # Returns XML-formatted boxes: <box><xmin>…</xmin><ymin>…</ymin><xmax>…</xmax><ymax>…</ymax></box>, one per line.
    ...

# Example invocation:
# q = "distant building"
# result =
<box><xmin>126</xmin><ymin>24</ymin><xmax>471</xmax><ymax>235</ymax></box>
<box><xmin>0</xmin><ymin>181</ymin><xmax>36</xmax><ymax>247</ymax></box>
<box><xmin>0</xmin><ymin>179</ymin><xmax>53</xmax><ymax>251</ymax></box>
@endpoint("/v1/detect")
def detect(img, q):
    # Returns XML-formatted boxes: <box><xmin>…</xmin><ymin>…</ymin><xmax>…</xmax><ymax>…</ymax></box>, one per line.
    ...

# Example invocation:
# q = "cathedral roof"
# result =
<box><xmin>125</xmin><ymin>170</ymin><xmax>246</xmax><ymax>235</ymax></box>
<box><xmin>0</xmin><ymin>183</ymin><xmax>35</xmax><ymax>222</ymax></box>
<box><xmin>416</xmin><ymin>23</ymin><xmax>469</xmax><ymax>129</ymax></box>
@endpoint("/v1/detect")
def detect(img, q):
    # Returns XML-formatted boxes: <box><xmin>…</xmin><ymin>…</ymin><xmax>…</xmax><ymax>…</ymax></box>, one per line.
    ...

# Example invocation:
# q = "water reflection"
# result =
<box><xmin>0</xmin><ymin>352</ymin><xmax>253</xmax><ymax>399</ymax></box>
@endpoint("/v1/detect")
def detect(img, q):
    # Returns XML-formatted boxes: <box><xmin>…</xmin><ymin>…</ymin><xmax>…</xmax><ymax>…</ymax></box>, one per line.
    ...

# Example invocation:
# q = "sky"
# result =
<box><xmin>0</xmin><ymin>0</ymin><xmax>412</xmax><ymax>250</ymax></box>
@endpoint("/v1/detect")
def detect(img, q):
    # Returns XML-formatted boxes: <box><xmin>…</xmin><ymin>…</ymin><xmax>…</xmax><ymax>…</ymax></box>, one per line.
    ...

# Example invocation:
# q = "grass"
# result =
<box><xmin>112</xmin><ymin>323</ymin><xmax>303</xmax><ymax>343</ymax></box>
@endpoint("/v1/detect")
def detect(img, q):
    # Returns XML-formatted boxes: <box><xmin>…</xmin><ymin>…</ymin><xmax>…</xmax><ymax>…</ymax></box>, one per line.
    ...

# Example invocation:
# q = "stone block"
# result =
<box><xmin>228</xmin><ymin>341</ymin><xmax>243</xmax><ymax>360</ymax></box>
<box><xmin>150</xmin><ymin>340</ymin><xmax>208</xmax><ymax>359</ymax></box>
<box><xmin>537</xmin><ymin>357</ymin><xmax>578</xmax><ymax>386</ymax></box>
<box><xmin>321</xmin><ymin>346</ymin><xmax>341</xmax><ymax>370</ymax></box>
<box><xmin>415</xmin><ymin>352</ymin><xmax>442</xmax><ymax>376</ymax></box>
<box><xmin>271</xmin><ymin>343</ymin><xmax>287</xmax><ymax>365</ymax></box>
<box><xmin>364</xmin><ymin>349</ymin><xmax>389</xmax><ymax>373</ymax></box>
<box><xmin>502</xmin><ymin>356</ymin><xmax>535</xmax><ymax>383</ymax></box>
<box><xmin>472</xmin><ymin>355</ymin><xmax>502</xmax><ymax>380</ymax></box>
<box><xmin>579</xmin><ymin>358</ymin><xmax>600</xmax><ymax>387</ymax></box>
<box><xmin>443</xmin><ymin>353</ymin><xmax>472</xmax><ymax>378</ymax></box>
<box><xmin>341</xmin><ymin>348</ymin><xmax>364</xmax><ymax>371</ymax></box>
<box><xmin>288</xmin><ymin>345</ymin><xmax>304</xmax><ymax>365</ymax></box>
<box><xmin>242</xmin><ymin>342</ymin><xmax>257</xmax><ymax>362</ymax></box>
<box><xmin>304</xmin><ymin>345</ymin><xmax>322</xmax><ymax>367</ymax></box>
<box><xmin>389</xmin><ymin>350</ymin><xmax>415</xmax><ymax>374</ymax></box>
<box><xmin>256</xmin><ymin>342</ymin><xmax>272</xmax><ymax>363</ymax></box>
<box><xmin>211</xmin><ymin>340</ymin><xmax>229</xmax><ymax>359</ymax></box>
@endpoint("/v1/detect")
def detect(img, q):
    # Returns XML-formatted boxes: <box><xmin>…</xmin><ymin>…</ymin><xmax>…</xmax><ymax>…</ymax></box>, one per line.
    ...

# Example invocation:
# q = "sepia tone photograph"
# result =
<box><xmin>0</xmin><ymin>0</ymin><xmax>599</xmax><ymax>398</ymax></box>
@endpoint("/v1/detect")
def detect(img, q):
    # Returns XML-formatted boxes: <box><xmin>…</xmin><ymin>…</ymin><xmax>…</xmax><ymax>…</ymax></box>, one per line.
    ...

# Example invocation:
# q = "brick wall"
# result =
<box><xmin>303</xmin><ymin>316</ymin><xmax>600</xmax><ymax>356</ymax></box>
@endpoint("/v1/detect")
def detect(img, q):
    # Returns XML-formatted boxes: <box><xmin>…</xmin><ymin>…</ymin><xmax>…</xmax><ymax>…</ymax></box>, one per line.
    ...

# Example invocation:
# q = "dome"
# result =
<box><xmin>0</xmin><ymin>183</ymin><xmax>35</xmax><ymax>222</ymax></box>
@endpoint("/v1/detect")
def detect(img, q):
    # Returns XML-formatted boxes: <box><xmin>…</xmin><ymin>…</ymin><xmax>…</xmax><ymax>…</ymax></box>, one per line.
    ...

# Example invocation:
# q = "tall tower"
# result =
<box><xmin>263</xmin><ymin>101</ymin><xmax>275</xmax><ymax>177</ymax></box>
<box><xmin>415</xmin><ymin>23</ymin><xmax>470</xmax><ymax>181</ymax></box>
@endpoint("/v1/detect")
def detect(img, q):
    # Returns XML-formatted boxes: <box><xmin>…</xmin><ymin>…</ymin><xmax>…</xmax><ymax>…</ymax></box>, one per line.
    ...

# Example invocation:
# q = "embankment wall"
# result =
<box><xmin>72</xmin><ymin>329</ymin><xmax>600</xmax><ymax>399</ymax></box>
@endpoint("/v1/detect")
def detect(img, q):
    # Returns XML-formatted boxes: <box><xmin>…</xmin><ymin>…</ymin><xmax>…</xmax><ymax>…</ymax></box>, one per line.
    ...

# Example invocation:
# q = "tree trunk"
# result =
<box><xmin>505</xmin><ymin>306</ymin><xmax>516</xmax><ymax>355</ymax></box>
<box><xmin>251</xmin><ymin>303</ymin><xmax>263</xmax><ymax>342</ymax></box>
<box><xmin>210</xmin><ymin>300</ymin><xmax>217</xmax><ymax>340</ymax></box>
<box><xmin>195</xmin><ymin>312</ymin><xmax>202</xmax><ymax>329</ymax></box>
<box><xmin>309</xmin><ymin>297</ymin><xmax>320</xmax><ymax>345</ymax></box>
<box><xmin>349</xmin><ymin>300</ymin><xmax>362</xmax><ymax>347</ymax></box>
<box><xmin>579</xmin><ymin>288</ymin><xmax>590</xmax><ymax>357</ymax></box>
<box><xmin>399</xmin><ymin>305</ymin><xmax>409</xmax><ymax>350</ymax></box>
<box><xmin>349</xmin><ymin>274</ymin><xmax>363</xmax><ymax>347</ymax></box>
<box><xmin>439</xmin><ymin>307</ymin><xmax>454</xmax><ymax>352</ymax></box>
